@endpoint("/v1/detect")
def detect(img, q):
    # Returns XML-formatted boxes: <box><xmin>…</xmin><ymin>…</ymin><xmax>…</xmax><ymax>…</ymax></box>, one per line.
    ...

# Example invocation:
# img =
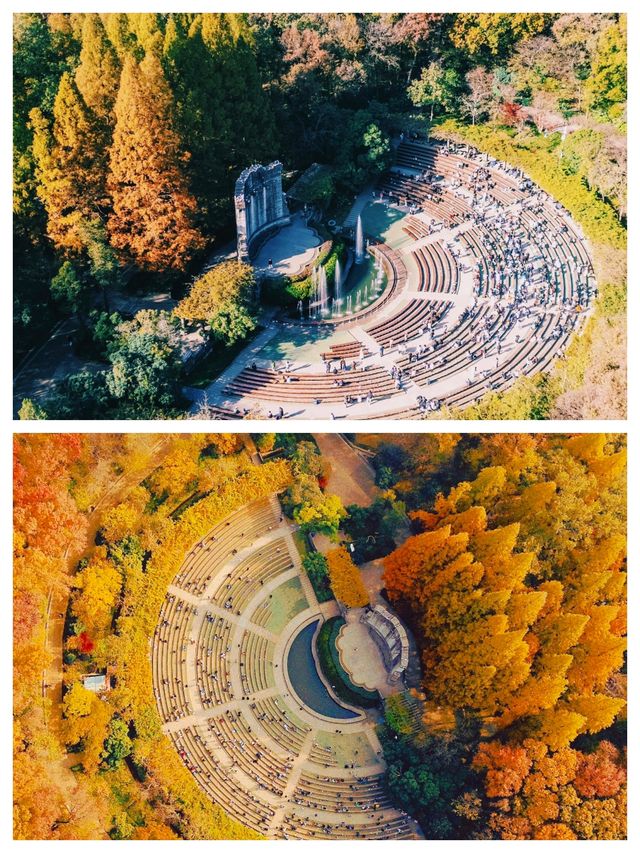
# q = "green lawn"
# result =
<box><xmin>292</xmin><ymin>529</ymin><xmax>311</xmax><ymax>559</ymax></box>
<box><xmin>313</xmin><ymin>729</ymin><xmax>376</xmax><ymax>766</ymax></box>
<box><xmin>253</xmin><ymin>576</ymin><xmax>309</xmax><ymax>635</ymax></box>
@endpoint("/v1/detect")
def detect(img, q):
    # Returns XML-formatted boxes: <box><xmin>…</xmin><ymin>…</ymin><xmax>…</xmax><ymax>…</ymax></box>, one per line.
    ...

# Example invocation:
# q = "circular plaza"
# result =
<box><xmin>151</xmin><ymin>496</ymin><xmax>421</xmax><ymax>840</ymax></box>
<box><xmin>195</xmin><ymin>138</ymin><xmax>595</xmax><ymax>420</ymax></box>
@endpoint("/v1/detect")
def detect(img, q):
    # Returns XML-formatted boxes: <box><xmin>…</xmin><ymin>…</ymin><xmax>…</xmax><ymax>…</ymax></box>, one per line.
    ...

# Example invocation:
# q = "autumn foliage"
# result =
<box><xmin>326</xmin><ymin>547</ymin><xmax>370</xmax><ymax>608</ymax></box>
<box><xmin>14</xmin><ymin>433</ymin><xmax>289</xmax><ymax>840</ymax></box>
<box><xmin>382</xmin><ymin>433</ymin><xmax>626</xmax><ymax>840</ymax></box>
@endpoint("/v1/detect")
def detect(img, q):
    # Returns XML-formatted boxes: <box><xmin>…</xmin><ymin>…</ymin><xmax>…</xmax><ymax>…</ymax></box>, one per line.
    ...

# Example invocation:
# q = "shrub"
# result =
<box><xmin>384</xmin><ymin>693</ymin><xmax>414</xmax><ymax>735</ymax></box>
<box><xmin>255</xmin><ymin>433</ymin><xmax>276</xmax><ymax>454</ymax></box>
<box><xmin>302</xmin><ymin>551</ymin><xmax>333</xmax><ymax>603</ymax></box>
<box><xmin>283</xmin><ymin>474</ymin><xmax>346</xmax><ymax>536</ymax></box>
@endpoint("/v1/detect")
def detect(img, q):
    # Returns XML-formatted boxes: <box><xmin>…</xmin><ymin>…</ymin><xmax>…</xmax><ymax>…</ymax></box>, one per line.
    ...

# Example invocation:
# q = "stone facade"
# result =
<box><xmin>361</xmin><ymin>605</ymin><xmax>409</xmax><ymax>684</ymax></box>
<box><xmin>234</xmin><ymin>161</ymin><xmax>290</xmax><ymax>262</ymax></box>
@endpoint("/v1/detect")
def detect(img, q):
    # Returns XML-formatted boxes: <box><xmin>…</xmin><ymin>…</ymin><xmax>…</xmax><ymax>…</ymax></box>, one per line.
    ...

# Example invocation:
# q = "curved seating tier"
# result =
<box><xmin>365</xmin><ymin>298</ymin><xmax>452</xmax><ymax>349</ymax></box>
<box><xmin>411</xmin><ymin>240</ymin><xmax>459</xmax><ymax>294</ymax></box>
<box><xmin>153</xmin><ymin>593</ymin><xmax>197</xmax><ymax>723</ymax></box>
<box><xmin>215</xmin><ymin>139</ymin><xmax>593</xmax><ymax>419</ymax></box>
<box><xmin>152</xmin><ymin>499</ymin><xmax>418</xmax><ymax>839</ymax></box>
<box><xmin>226</xmin><ymin>364</ymin><xmax>402</xmax><ymax>405</ymax></box>
<box><xmin>210</xmin><ymin>537</ymin><xmax>293</xmax><ymax>613</ymax></box>
<box><xmin>293</xmin><ymin>770</ymin><xmax>394</xmax><ymax>812</ymax></box>
<box><xmin>363</xmin><ymin>140</ymin><xmax>593</xmax><ymax>417</ymax></box>
<box><xmin>173</xmin><ymin>499</ymin><xmax>277</xmax><ymax>595</ymax></box>
<box><xmin>169</xmin><ymin>725</ymin><xmax>275</xmax><ymax>834</ymax></box>
<box><xmin>281</xmin><ymin>811</ymin><xmax>418</xmax><ymax>840</ymax></box>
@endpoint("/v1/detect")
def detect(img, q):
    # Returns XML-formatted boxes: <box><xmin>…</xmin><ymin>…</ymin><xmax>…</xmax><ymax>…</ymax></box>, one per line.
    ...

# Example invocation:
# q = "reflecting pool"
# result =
<box><xmin>286</xmin><ymin>620</ymin><xmax>359</xmax><ymax>719</ymax></box>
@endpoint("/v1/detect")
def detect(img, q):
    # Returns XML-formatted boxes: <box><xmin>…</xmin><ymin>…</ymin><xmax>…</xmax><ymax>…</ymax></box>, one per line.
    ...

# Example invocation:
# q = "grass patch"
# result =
<box><xmin>316</xmin><ymin>616</ymin><xmax>380</xmax><ymax>708</ymax></box>
<box><xmin>260</xmin><ymin>577</ymin><xmax>308</xmax><ymax>634</ymax></box>
<box><xmin>313</xmin><ymin>728</ymin><xmax>376</xmax><ymax>765</ymax></box>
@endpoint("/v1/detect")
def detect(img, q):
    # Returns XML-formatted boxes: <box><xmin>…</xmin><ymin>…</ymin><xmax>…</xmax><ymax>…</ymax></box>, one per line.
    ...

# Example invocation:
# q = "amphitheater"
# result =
<box><xmin>196</xmin><ymin>138</ymin><xmax>595</xmax><ymax>420</ymax></box>
<box><xmin>151</xmin><ymin>496</ymin><xmax>422</xmax><ymax>839</ymax></box>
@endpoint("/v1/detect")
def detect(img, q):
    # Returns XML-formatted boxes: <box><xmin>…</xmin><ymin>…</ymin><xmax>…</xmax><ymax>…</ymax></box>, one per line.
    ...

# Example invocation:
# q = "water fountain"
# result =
<box><xmin>318</xmin><ymin>266</ymin><xmax>329</xmax><ymax>316</ymax></box>
<box><xmin>310</xmin><ymin>266</ymin><xmax>318</xmax><ymax>318</ymax></box>
<box><xmin>333</xmin><ymin>259</ymin><xmax>343</xmax><ymax>317</ymax></box>
<box><xmin>346</xmin><ymin>294</ymin><xmax>352</xmax><ymax>314</ymax></box>
<box><xmin>355</xmin><ymin>215</ymin><xmax>364</xmax><ymax>264</ymax></box>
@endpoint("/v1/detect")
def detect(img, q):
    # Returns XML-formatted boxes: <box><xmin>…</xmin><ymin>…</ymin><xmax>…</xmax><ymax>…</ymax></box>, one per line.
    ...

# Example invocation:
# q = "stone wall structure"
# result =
<box><xmin>234</xmin><ymin>161</ymin><xmax>290</xmax><ymax>262</ymax></box>
<box><xmin>361</xmin><ymin>605</ymin><xmax>409</xmax><ymax>684</ymax></box>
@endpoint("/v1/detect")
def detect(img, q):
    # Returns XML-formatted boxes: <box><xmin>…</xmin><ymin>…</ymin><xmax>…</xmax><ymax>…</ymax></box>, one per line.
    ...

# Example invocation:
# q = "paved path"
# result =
<box><xmin>13</xmin><ymin>317</ymin><xmax>103</xmax><ymax>416</ymax></box>
<box><xmin>187</xmin><ymin>308</ymin><xmax>282</xmax><ymax>416</ymax></box>
<box><xmin>313</xmin><ymin>433</ymin><xmax>378</xmax><ymax>508</ymax></box>
<box><xmin>336</xmin><ymin>613</ymin><xmax>389</xmax><ymax>694</ymax></box>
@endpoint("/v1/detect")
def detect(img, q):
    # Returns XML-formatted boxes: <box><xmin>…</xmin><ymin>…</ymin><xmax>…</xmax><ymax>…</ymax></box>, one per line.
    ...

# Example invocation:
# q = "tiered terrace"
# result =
<box><xmin>206</xmin><ymin>138</ymin><xmax>594</xmax><ymax>420</ymax></box>
<box><xmin>151</xmin><ymin>498</ymin><xmax>420</xmax><ymax>839</ymax></box>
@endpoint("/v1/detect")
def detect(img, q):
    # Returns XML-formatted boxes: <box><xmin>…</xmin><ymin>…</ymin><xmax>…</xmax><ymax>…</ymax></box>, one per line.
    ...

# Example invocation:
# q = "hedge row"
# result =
<box><xmin>316</xmin><ymin>616</ymin><xmax>380</xmax><ymax>709</ymax></box>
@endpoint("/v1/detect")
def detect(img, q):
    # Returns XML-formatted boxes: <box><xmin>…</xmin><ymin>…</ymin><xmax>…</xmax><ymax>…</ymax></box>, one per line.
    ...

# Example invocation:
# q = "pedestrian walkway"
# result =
<box><xmin>312</xmin><ymin>433</ymin><xmax>378</xmax><ymax>507</ymax></box>
<box><xmin>343</xmin><ymin>185</ymin><xmax>376</xmax><ymax>229</ymax></box>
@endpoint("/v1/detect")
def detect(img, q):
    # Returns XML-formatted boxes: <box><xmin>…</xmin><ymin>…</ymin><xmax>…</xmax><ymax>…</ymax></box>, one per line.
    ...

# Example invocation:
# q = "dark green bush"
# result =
<box><xmin>302</xmin><ymin>551</ymin><xmax>333</xmax><ymax>603</ymax></box>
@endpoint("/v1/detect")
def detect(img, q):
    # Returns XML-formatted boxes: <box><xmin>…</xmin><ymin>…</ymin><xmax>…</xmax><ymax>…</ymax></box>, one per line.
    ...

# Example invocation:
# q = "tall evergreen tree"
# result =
<box><xmin>31</xmin><ymin>72</ymin><xmax>105</xmax><ymax>253</ymax></box>
<box><xmin>107</xmin><ymin>54</ymin><xmax>205</xmax><ymax>273</ymax></box>
<box><xmin>13</xmin><ymin>14</ymin><xmax>80</xmax><ymax>329</ymax></box>
<box><xmin>75</xmin><ymin>14</ymin><xmax>121</xmax><ymax>122</ymax></box>
<box><xmin>163</xmin><ymin>13</ymin><xmax>278</xmax><ymax>232</ymax></box>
